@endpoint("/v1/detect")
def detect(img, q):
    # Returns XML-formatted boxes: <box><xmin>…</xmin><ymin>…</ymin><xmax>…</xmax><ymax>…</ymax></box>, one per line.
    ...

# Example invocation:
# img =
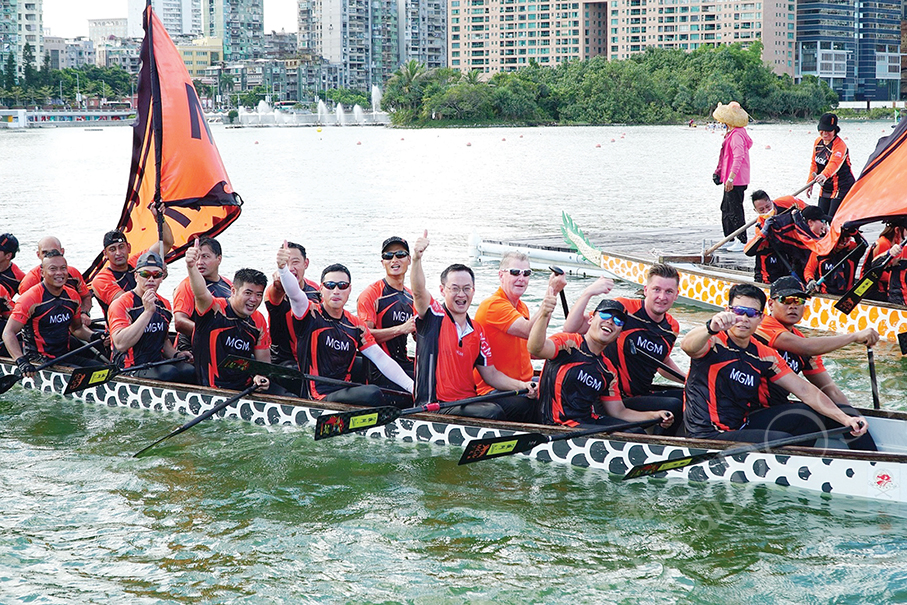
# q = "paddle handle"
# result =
<box><xmin>406</xmin><ymin>388</ymin><xmax>530</xmax><ymax>417</ymax></box>
<box><xmin>34</xmin><ymin>335</ymin><xmax>106</xmax><ymax>372</ymax></box>
<box><xmin>628</xmin><ymin>340</ymin><xmax>686</xmax><ymax>383</ymax></box>
<box><xmin>548</xmin><ymin>418</ymin><xmax>661</xmax><ymax>444</ymax></box>
<box><xmin>868</xmin><ymin>347</ymin><xmax>881</xmax><ymax>410</ymax></box>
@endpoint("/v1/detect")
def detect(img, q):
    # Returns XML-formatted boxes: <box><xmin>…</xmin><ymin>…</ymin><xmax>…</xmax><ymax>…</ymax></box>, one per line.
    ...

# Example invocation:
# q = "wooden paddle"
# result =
<box><xmin>867</xmin><ymin>347</ymin><xmax>881</xmax><ymax>410</ymax></box>
<box><xmin>221</xmin><ymin>355</ymin><xmax>411</xmax><ymax>397</ymax></box>
<box><xmin>627</xmin><ymin>339</ymin><xmax>686</xmax><ymax>383</ymax></box>
<box><xmin>64</xmin><ymin>357</ymin><xmax>187</xmax><ymax>395</ymax></box>
<box><xmin>132</xmin><ymin>383</ymin><xmax>260</xmax><ymax>457</ymax></box>
<box><xmin>834</xmin><ymin>252</ymin><xmax>895</xmax><ymax>315</ymax></box>
<box><xmin>622</xmin><ymin>425</ymin><xmax>854</xmax><ymax>480</ymax></box>
<box><xmin>0</xmin><ymin>335</ymin><xmax>107</xmax><ymax>395</ymax></box>
<box><xmin>314</xmin><ymin>389</ymin><xmax>529</xmax><ymax>440</ymax></box>
<box><xmin>458</xmin><ymin>418</ymin><xmax>660</xmax><ymax>464</ymax></box>
<box><xmin>704</xmin><ymin>180</ymin><xmax>815</xmax><ymax>257</ymax></box>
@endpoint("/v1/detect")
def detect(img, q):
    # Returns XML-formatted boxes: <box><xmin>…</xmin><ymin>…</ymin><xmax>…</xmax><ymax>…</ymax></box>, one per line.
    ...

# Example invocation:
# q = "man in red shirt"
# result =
<box><xmin>0</xmin><ymin>233</ymin><xmax>24</xmax><ymax>294</ymax></box>
<box><xmin>90</xmin><ymin>219</ymin><xmax>174</xmax><ymax>316</ymax></box>
<box><xmin>18</xmin><ymin>236</ymin><xmax>93</xmax><ymax>325</ymax></box>
<box><xmin>185</xmin><ymin>240</ymin><xmax>270</xmax><ymax>392</ymax></box>
<box><xmin>108</xmin><ymin>251</ymin><xmax>195</xmax><ymax>383</ymax></box>
<box><xmin>172</xmin><ymin>236</ymin><xmax>232</xmax><ymax>352</ymax></box>
<box><xmin>410</xmin><ymin>230</ymin><xmax>537</xmax><ymax>420</ymax></box>
<box><xmin>2</xmin><ymin>250</ymin><xmax>104</xmax><ymax>377</ymax></box>
<box><xmin>473</xmin><ymin>252</ymin><xmax>565</xmax><ymax>402</ymax></box>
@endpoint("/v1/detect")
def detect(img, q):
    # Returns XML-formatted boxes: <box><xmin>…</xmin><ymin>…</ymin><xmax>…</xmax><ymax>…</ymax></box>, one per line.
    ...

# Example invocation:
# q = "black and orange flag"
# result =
<box><xmin>85</xmin><ymin>2</ymin><xmax>241</xmax><ymax>280</ymax></box>
<box><xmin>815</xmin><ymin>118</ymin><xmax>907</xmax><ymax>256</ymax></box>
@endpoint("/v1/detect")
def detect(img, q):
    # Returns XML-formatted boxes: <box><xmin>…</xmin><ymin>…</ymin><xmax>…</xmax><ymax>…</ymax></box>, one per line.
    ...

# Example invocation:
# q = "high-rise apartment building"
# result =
<box><xmin>448</xmin><ymin>0</ymin><xmax>794</xmax><ymax>77</ymax></box>
<box><xmin>400</xmin><ymin>0</ymin><xmax>446</xmax><ymax>69</ymax></box>
<box><xmin>797</xmin><ymin>0</ymin><xmax>900</xmax><ymax>100</ymax></box>
<box><xmin>2</xmin><ymin>0</ymin><xmax>42</xmax><ymax>79</ymax></box>
<box><xmin>202</xmin><ymin>0</ymin><xmax>264</xmax><ymax>62</ymax></box>
<box><xmin>128</xmin><ymin>0</ymin><xmax>202</xmax><ymax>37</ymax></box>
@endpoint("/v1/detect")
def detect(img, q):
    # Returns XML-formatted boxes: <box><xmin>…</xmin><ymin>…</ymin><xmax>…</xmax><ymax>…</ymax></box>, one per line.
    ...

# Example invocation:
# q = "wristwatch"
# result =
<box><xmin>706</xmin><ymin>320</ymin><xmax>721</xmax><ymax>335</ymax></box>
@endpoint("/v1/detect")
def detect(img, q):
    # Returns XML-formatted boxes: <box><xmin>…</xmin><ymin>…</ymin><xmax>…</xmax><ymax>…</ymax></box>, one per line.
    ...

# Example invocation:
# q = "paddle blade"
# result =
<box><xmin>622</xmin><ymin>452</ymin><xmax>707</xmax><ymax>480</ymax></box>
<box><xmin>834</xmin><ymin>267</ymin><xmax>883</xmax><ymax>315</ymax></box>
<box><xmin>458</xmin><ymin>432</ymin><xmax>548</xmax><ymax>465</ymax></box>
<box><xmin>314</xmin><ymin>406</ymin><xmax>401</xmax><ymax>440</ymax></box>
<box><xmin>0</xmin><ymin>372</ymin><xmax>22</xmax><ymax>394</ymax></box>
<box><xmin>64</xmin><ymin>365</ymin><xmax>117</xmax><ymax>394</ymax></box>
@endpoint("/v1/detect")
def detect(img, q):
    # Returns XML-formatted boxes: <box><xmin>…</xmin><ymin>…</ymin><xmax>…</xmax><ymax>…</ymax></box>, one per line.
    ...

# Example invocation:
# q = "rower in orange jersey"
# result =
<box><xmin>19</xmin><ymin>236</ymin><xmax>93</xmax><ymax>326</ymax></box>
<box><xmin>2</xmin><ymin>250</ymin><xmax>105</xmax><ymax>377</ymax></box>
<box><xmin>0</xmin><ymin>233</ymin><xmax>24</xmax><ymax>295</ymax></box>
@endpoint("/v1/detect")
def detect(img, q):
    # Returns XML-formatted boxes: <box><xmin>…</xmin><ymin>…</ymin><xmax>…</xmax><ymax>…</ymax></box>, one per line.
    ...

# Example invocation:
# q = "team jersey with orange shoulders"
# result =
<box><xmin>803</xmin><ymin>239</ymin><xmax>860</xmax><ymax>295</ymax></box>
<box><xmin>684</xmin><ymin>331</ymin><xmax>793</xmax><ymax>438</ymax></box>
<box><xmin>266</xmin><ymin>278</ymin><xmax>320</xmax><ymax>366</ymax></box>
<box><xmin>10</xmin><ymin>283</ymin><xmax>82</xmax><ymax>360</ymax></box>
<box><xmin>414</xmin><ymin>298</ymin><xmax>493</xmax><ymax>405</ymax></box>
<box><xmin>809</xmin><ymin>135</ymin><xmax>855</xmax><ymax>200</ymax></box>
<box><xmin>604</xmin><ymin>297</ymin><xmax>680</xmax><ymax>398</ymax></box>
<box><xmin>0</xmin><ymin>262</ymin><xmax>24</xmax><ymax>294</ymax></box>
<box><xmin>19</xmin><ymin>265</ymin><xmax>91</xmax><ymax>300</ymax></box>
<box><xmin>472</xmin><ymin>287</ymin><xmax>532</xmax><ymax>395</ymax></box>
<box><xmin>537</xmin><ymin>332</ymin><xmax>621</xmax><ymax>427</ymax></box>
<box><xmin>0</xmin><ymin>281</ymin><xmax>14</xmax><ymax>320</ymax></box>
<box><xmin>90</xmin><ymin>251</ymin><xmax>143</xmax><ymax>316</ymax></box>
<box><xmin>107</xmin><ymin>291</ymin><xmax>173</xmax><ymax>368</ymax></box>
<box><xmin>357</xmin><ymin>278</ymin><xmax>414</xmax><ymax>366</ymax></box>
<box><xmin>172</xmin><ymin>275</ymin><xmax>233</xmax><ymax>350</ymax></box>
<box><xmin>193</xmin><ymin>297</ymin><xmax>270</xmax><ymax>390</ymax></box>
<box><xmin>290</xmin><ymin>302</ymin><xmax>376</xmax><ymax>399</ymax></box>
<box><xmin>754</xmin><ymin>315</ymin><xmax>826</xmax><ymax>407</ymax></box>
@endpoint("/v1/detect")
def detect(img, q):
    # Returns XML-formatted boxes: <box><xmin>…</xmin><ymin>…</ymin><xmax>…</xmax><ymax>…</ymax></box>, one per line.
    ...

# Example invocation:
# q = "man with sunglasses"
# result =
<box><xmin>277</xmin><ymin>243</ymin><xmax>413</xmax><ymax>406</ymax></box>
<box><xmin>357</xmin><ymin>237</ymin><xmax>416</xmax><ymax>386</ymax></box>
<box><xmin>681</xmin><ymin>283</ymin><xmax>870</xmax><ymax>446</ymax></box>
<box><xmin>186</xmin><ymin>239</ymin><xmax>271</xmax><ymax>392</ymax></box>
<box><xmin>529</xmin><ymin>295</ymin><xmax>674</xmax><ymax>430</ymax></box>
<box><xmin>473</xmin><ymin>252</ymin><xmax>566</xmax><ymax>417</ymax></box>
<box><xmin>752</xmin><ymin>276</ymin><xmax>878</xmax><ymax>449</ymax></box>
<box><xmin>563</xmin><ymin>265</ymin><xmax>685</xmax><ymax>435</ymax></box>
<box><xmin>18</xmin><ymin>236</ymin><xmax>93</xmax><ymax>326</ymax></box>
<box><xmin>108</xmin><ymin>251</ymin><xmax>195</xmax><ymax>383</ymax></box>
<box><xmin>410</xmin><ymin>231</ymin><xmax>537</xmax><ymax>420</ymax></box>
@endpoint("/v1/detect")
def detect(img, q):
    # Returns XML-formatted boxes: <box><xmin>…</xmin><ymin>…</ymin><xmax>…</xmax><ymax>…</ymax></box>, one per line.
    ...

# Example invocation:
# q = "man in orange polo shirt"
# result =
<box><xmin>474</xmin><ymin>252</ymin><xmax>565</xmax><ymax>396</ymax></box>
<box><xmin>18</xmin><ymin>236</ymin><xmax>93</xmax><ymax>325</ymax></box>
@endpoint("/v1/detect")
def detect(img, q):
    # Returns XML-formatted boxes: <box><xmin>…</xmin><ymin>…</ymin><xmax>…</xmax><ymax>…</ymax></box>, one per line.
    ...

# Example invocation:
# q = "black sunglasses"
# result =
<box><xmin>382</xmin><ymin>250</ymin><xmax>410</xmax><ymax>260</ymax></box>
<box><xmin>322</xmin><ymin>281</ymin><xmax>351</xmax><ymax>290</ymax></box>
<box><xmin>507</xmin><ymin>268</ymin><xmax>532</xmax><ymax>277</ymax></box>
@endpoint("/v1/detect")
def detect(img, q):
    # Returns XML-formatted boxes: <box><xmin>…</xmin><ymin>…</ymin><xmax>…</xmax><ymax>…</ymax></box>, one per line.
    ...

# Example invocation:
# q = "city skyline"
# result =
<box><xmin>42</xmin><ymin>0</ymin><xmax>298</xmax><ymax>39</ymax></box>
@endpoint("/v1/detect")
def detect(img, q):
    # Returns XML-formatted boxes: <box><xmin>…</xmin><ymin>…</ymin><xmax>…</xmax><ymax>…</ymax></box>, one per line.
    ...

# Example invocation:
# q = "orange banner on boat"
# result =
<box><xmin>816</xmin><ymin>118</ymin><xmax>907</xmax><ymax>256</ymax></box>
<box><xmin>85</xmin><ymin>5</ymin><xmax>241</xmax><ymax>281</ymax></box>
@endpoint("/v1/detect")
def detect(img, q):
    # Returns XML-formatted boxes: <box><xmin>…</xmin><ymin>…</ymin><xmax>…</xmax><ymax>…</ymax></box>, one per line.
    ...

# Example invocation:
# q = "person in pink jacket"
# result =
<box><xmin>712</xmin><ymin>101</ymin><xmax>753</xmax><ymax>253</ymax></box>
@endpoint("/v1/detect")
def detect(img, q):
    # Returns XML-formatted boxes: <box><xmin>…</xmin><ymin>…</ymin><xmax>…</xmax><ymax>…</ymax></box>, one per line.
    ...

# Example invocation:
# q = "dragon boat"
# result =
<box><xmin>5</xmin><ymin>359</ymin><xmax>907</xmax><ymax>505</ymax></box>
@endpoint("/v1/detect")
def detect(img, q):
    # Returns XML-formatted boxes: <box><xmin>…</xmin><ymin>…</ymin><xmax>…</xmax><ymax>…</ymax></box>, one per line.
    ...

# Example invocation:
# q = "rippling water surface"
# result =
<box><xmin>2</xmin><ymin>121</ymin><xmax>907</xmax><ymax>603</ymax></box>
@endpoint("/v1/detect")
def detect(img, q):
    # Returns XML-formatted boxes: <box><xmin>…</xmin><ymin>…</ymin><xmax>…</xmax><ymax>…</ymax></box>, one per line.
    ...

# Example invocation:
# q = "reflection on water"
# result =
<box><xmin>2</xmin><ymin>124</ymin><xmax>907</xmax><ymax>602</ymax></box>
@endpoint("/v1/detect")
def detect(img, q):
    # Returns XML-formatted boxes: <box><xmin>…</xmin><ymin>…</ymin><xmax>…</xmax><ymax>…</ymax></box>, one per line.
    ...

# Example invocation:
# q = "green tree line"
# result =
<box><xmin>1</xmin><ymin>42</ymin><xmax>135</xmax><ymax>108</ymax></box>
<box><xmin>383</xmin><ymin>42</ymin><xmax>838</xmax><ymax>126</ymax></box>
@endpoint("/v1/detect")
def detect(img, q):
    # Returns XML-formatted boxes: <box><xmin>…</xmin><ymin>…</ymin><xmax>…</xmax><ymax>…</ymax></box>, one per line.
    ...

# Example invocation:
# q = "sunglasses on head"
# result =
<box><xmin>381</xmin><ymin>250</ymin><xmax>410</xmax><ymax>260</ymax></box>
<box><xmin>729</xmin><ymin>305</ymin><xmax>762</xmax><ymax>318</ymax></box>
<box><xmin>777</xmin><ymin>295</ymin><xmax>807</xmax><ymax>306</ymax></box>
<box><xmin>137</xmin><ymin>270</ymin><xmax>163</xmax><ymax>279</ymax></box>
<box><xmin>595</xmin><ymin>311</ymin><xmax>625</xmax><ymax>327</ymax></box>
<box><xmin>507</xmin><ymin>268</ymin><xmax>533</xmax><ymax>277</ymax></box>
<box><xmin>322</xmin><ymin>281</ymin><xmax>351</xmax><ymax>290</ymax></box>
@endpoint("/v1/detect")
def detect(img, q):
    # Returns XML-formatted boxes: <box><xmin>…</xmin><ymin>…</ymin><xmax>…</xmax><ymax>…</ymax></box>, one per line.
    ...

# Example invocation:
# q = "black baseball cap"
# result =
<box><xmin>594</xmin><ymin>299</ymin><xmax>627</xmax><ymax>319</ymax></box>
<box><xmin>103</xmin><ymin>230</ymin><xmax>128</xmax><ymax>248</ymax></box>
<box><xmin>381</xmin><ymin>236</ymin><xmax>409</xmax><ymax>253</ymax></box>
<box><xmin>135</xmin><ymin>251</ymin><xmax>165</xmax><ymax>271</ymax></box>
<box><xmin>770</xmin><ymin>276</ymin><xmax>809</xmax><ymax>299</ymax></box>
<box><xmin>801</xmin><ymin>206</ymin><xmax>832</xmax><ymax>223</ymax></box>
<box><xmin>0</xmin><ymin>233</ymin><xmax>19</xmax><ymax>254</ymax></box>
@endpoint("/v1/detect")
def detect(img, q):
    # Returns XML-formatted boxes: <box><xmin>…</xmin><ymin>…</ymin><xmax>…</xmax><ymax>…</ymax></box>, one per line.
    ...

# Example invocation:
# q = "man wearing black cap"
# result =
<box><xmin>108</xmin><ymin>251</ymin><xmax>195</xmax><ymax>383</ymax></box>
<box><xmin>91</xmin><ymin>221</ymin><xmax>173</xmax><ymax>317</ymax></box>
<box><xmin>357</xmin><ymin>236</ymin><xmax>416</xmax><ymax>385</ymax></box>
<box><xmin>681</xmin><ymin>282</ymin><xmax>871</xmax><ymax>448</ymax></box>
<box><xmin>0</xmin><ymin>233</ymin><xmax>24</xmax><ymax>294</ymax></box>
<box><xmin>752</xmin><ymin>276</ymin><xmax>878</xmax><ymax>450</ymax></box>
<box><xmin>807</xmin><ymin>112</ymin><xmax>854</xmax><ymax>219</ymax></box>
<box><xmin>529</xmin><ymin>294</ymin><xmax>674</xmax><ymax>430</ymax></box>
<box><xmin>3</xmin><ymin>250</ymin><xmax>104</xmax><ymax>376</ymax></box>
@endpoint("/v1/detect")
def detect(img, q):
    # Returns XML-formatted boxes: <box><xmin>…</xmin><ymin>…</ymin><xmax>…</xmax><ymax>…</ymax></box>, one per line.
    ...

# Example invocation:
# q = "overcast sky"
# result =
<box><xmin>42</xmin><ymin>0</ymin><xmax>297</xmax><ymax>38</ymax></box>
